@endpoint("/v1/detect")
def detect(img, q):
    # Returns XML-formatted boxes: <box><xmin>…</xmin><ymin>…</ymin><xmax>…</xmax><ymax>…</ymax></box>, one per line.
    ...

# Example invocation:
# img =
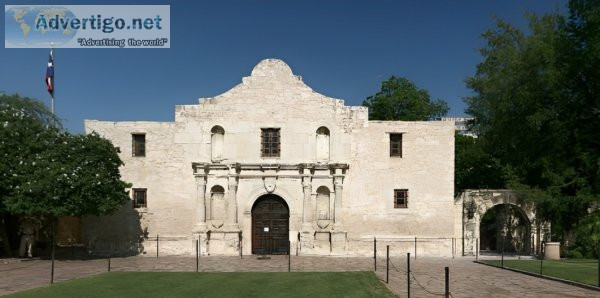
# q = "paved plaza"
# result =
<box><xmin>1</xmin><ymin>256</ymin><xmax>598</xmax><ymax>297</ymax></box>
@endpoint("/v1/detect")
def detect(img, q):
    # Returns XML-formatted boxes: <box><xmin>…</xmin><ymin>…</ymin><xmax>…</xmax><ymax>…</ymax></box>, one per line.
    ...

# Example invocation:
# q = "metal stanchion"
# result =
<box><xmin>476</xmin><ymin>238</ymin><xmax>479</xmax><ymax>261</ymax></box>
<box><xmin>445</xmin><ymin>267</ymin><xmax>449</xmax><ymax>298</ymax></box>
<box><xmin>196</xmin><ymin>240</ymin><xmax>199</xmax><ymax>272</ymax></box>
<box><xmin>407</xmin><ymin>252</ymin><xmax>411</xmax><ymax>298</ymax></box>
<box><xmin>50</xmin><ymin>223</ymin><xmax>55</xmax><ymax>285</ymax></box>
<box><xmin>374</xmin><ymin>237</ymin><xmax>377</xmax><ymax>271</ymax></box>
<box><xmin>386</xmin><ymin>245</ymin><xmax>389</xmax><ymax>284</ymax></box>
<box><xmin>501</xmin><ymin>235</ymin><xmax>505</xmax><ymax>268</ymax></box>
<box><xmin>156</xmin><ymin>234</ymin><xmax>159</xmax><ymax>258</ymax></box>
<box><xmin>414</xmin><ymin>237</ymin><xmax>417</xmax><ymax>259</ymax></box>
<box><xmin>108</xmin><ymin>257</ymin><xmax>111</xmax><ymax>272</ymax></box>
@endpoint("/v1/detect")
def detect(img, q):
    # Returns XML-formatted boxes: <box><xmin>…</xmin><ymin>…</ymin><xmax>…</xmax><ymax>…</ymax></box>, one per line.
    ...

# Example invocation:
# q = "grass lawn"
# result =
<box><xmin>9</xmin><ymin>271</ymin><xmax>394</xmax><ymax>298</ymax></box>
<box><xmin>481</xmin><ymin>259</ymin><xmax>599</xmax><ymax>286</ymax></box>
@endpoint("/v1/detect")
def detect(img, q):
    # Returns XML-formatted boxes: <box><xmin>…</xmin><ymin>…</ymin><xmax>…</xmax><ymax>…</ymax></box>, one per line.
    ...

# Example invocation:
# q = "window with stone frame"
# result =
<box><xmin>390</xmin><ymin>133</ymin><xmax>402</xmax><ymax>157</ymax></box>
<box><xmin>394</xmin><ymin>189</ymin><xmax>408</xmax><ymax>208</ymax></box>
<box><xmin>132</xmin><ymin>133</ymin><xmax>146</xmax><ymax>157</ymax></box>
<box><xmin>261</xmin><ymin>128</ymin><xmax>280</xmax><ymax>158</ymax></box>
<box><xmin>133</xmin><ymin>188</ymin><xmax>147</xmax><ymax>208</ymax></box>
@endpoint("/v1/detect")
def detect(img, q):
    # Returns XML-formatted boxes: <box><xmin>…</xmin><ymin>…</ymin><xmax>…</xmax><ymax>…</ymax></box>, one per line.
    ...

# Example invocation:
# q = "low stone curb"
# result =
<box><xmin>474</xmin><ymin>260</ymin><xmax>600</xmax><ymax>292</ymax></box>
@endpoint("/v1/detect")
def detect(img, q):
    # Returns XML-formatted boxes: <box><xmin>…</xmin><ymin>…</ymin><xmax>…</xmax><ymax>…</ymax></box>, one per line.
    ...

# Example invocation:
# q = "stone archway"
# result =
<box><xmin>479</xmin><ymin>204</ymin><xmax>531</xmax><ymax>254</ymax></box>
<box><xmin>459</xmin><ymin>190</ymin><xmax>545</xmax><ymax>256</ymax></box>
<box><xmin>251</xmin><ymin>194</ymin><xmax>289</xmax><ymax>255</ymax></box>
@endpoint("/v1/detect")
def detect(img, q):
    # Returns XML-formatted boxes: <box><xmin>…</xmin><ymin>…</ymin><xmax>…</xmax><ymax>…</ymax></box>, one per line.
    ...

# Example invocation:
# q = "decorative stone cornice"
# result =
<box><xmin>193</xmin><ymin>162</ymin><xmax>349</xmax><ymax>177</ymax></box>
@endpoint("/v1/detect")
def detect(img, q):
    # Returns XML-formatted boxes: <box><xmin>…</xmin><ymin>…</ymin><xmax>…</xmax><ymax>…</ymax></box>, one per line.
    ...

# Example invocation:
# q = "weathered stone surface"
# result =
<box><xmin>83</xmin><ymin>59</ymin><xmax>457</xmax><ymax>257</ymax></box>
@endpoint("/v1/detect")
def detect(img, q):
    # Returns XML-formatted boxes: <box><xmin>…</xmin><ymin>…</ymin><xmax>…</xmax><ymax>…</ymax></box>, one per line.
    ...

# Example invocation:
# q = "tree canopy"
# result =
<box><xmin>363</xmin><ymin>76</ymin><xmax>449</xmax><ymax>121</ymax></box>
<box><xmin>0</xmin><ymin>93</ymin><xmax>130</xmax><ymax>218</ymax></box>
<box><xmin>464</xmin><ymin>0</ymin><xmax>600</xmax><ymax>256</ymax></box>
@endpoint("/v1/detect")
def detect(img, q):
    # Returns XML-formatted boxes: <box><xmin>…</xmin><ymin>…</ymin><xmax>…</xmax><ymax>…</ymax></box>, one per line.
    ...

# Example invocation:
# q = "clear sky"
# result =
<box><xmin>1</xmin><ymin>0</ymin><xmax>567</xmax><ymax>133</ymax></box>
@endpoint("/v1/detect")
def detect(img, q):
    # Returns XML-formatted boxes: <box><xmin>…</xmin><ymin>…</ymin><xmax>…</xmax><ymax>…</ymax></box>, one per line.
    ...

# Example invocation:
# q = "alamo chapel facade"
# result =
<box><xmin>83</xmin><ymin>59</ymin><xmax>460</xmax><ymax>257</ymax></box>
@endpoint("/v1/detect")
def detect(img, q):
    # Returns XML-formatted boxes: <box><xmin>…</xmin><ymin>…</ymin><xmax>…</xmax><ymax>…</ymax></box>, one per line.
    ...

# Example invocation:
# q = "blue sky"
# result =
<box><xmin>1</xmin><ymin>0</ymin><xmax>567</xmax><ymax>133</ymax></box>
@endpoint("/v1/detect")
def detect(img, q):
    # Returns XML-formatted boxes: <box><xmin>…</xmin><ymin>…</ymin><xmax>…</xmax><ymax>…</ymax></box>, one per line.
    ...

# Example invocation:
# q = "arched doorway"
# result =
<box><xmin>479</xmin><ymin>204</ymin><xmax>531</xmax><ymax>254</ymax></box>
<box><xmin>251</xmin><ymin>194</ymin><xmax>289</xmax><ymax>255</ymax></box>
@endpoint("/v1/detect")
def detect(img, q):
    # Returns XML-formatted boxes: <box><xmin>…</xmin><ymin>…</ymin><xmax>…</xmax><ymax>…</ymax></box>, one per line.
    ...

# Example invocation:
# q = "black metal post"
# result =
<box><xmin>386</xmin><ymin>245</ymin><xmax>389</xmax><ymax>284</ymax></box>
<box><xmin>288</xmin><ymin>241</ymin><xmax>291</xmax><ymax>272</ymax></box>
<box><xmin>156</xmin><ymin>234</ymin><xmax>159</xmax><ymax>258</ymax></box>
<box><xmin>108</xmin><ymin>257</ymin><xmax>111</xmax><ymax>272</ymax></box>
<box><xmin>50</xmin><ymin>220</ymin><xmax>55</xmax><ymax>284</ymax></box>
<box><xmin>374</xmin><ymin>237</ymin><xmax>377</xmax><ymax>272</ymax></box>
<box><xmin>476</xmin><ymin>237</ymin><xmax>479</xmax><ymax>261</ymax></box>
<box><xmin>501</xmin><ymin>234</ymin><xmax>504</xmax><ymax>268</ymax></box>
<box><xmin>407</xmin><ymin>252</ymin><xmax>411</xmax><ymax>298</ymax></box>
<box><xmin>196</xmin><ymin>240</ymin><xmax>199</xmax><ymax>272</ymax></box>
<box><xmin>239</xmin><ymin>232</ymin><xmax>243</xmax><ymax>259</ymax></box>
<box><xmin>597</xmin><ymin>256</ymin><xmax>599</xmax><ymax>287</ymax></box>
<box><xmin>445</xmin><ymin>266</ymin><xmax>449</xmax><ymax>298</ymax></box>
<box><xmin>414</xmin><ymin>237</ymin><xmax>417</xmax><ymax>259</ymax></box>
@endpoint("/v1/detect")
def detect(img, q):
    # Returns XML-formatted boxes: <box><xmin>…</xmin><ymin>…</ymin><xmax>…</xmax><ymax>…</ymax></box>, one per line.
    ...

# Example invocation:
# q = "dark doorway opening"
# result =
<box><xmin>480</xmin><ymin>204</ymin><xmax>531</xmax><ymax>255</ymax></box>
<box><xmin>251</xmin><ymin>194</ymin><xmax>289</xmax><ymax>255</ymax></box>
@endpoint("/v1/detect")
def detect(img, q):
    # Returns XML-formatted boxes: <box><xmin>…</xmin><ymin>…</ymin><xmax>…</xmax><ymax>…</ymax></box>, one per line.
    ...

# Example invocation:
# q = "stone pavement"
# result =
<box><xmin>0</xmin><ymin>256</ymin><xmax>598</xmax><ymax>297</ymax></box>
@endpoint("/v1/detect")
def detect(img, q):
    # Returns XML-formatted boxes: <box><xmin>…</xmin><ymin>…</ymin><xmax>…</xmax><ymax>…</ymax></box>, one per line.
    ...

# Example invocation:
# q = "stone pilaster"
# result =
<box><xmin>193</xmin><ymin>175</ymin><xmax>207</xmax><ymax>232</ymax></box>
<box><xmin>333</xmin><ymin>170</ymin><xmax>344</xmax><ymax>225</ymax></box>
<box><xmin>226</xmin><ymin>165</ymin><xmax>239</xmax><ymax>227</ymax></box>
<box><xmin>302</xmin><ymin>175</ymin><xmax>313</xmax><ymax>226</ymax></box>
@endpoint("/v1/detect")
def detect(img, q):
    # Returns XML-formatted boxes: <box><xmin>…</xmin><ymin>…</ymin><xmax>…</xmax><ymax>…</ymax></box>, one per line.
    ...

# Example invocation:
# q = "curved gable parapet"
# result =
<box><xmin>176</xmin><ymin>59</ymin><xmax>368</xmax><ymax>129</ymax></box>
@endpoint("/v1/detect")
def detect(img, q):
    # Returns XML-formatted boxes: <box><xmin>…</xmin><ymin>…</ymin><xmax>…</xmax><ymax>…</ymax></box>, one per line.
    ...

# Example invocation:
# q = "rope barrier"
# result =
<box><xmin>377</xmin><ymin>251</ymin><xmax>454</xmax><ymax>297</ymax></box>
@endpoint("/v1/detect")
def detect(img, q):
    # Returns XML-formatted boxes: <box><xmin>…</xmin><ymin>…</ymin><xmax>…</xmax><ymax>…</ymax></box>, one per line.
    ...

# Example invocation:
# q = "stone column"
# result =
<box><xmin>331</xmin><ymin>169</ymin><xmax>347</xmax><ymax>254</ymax></box>
<box><xmin>333</xmin><ymin>170</ymin><xmax>344</xmax><ymax>224</ymax></box>
<box><xmin>193</xmin><ymin>175</ymin><xmax>207</xmax><ymax>232</ymax></box>
<box><xmin>227</xmin><ymin>165</ymin><xmax>239</xmax><ymax>226</ymax></box>
<box><xmin>302</xmin><ymin>175</ymin><xmax>312</xmax><ymax>227</ymax></box>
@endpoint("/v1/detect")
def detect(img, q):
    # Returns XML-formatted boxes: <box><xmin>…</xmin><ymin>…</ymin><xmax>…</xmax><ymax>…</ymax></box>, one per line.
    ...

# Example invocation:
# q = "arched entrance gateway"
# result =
<box><xmin>251</xmin><ymin>194</ymin><xmax>289</xmax><ymax>255</ymax></box>
<box><xmin>479</xmin><ymin>204</ymin><xmax>531</xmax><ymax>254</ymax></box>
<box><xmin>460</xmin><ymin>190</ymin><xmax>548</xmax><ymax>256</ymax></box>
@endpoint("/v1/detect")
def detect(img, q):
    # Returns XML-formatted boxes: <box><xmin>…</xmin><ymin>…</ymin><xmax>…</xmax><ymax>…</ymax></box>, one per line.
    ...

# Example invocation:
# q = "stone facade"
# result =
<box><xmin>83</xmin><ymin>59</ymin><xmax>458</xmax><ymax>257</ymax></box>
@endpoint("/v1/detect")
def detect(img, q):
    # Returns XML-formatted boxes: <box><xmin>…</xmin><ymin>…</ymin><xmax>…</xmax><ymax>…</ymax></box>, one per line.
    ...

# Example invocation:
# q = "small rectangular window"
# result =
<box><xmin>390</xmin><ymin>133</ymin><xmax>402</xmax><ymax>157</ymax></box>
<box><xmin>133</xmin><ymin>188</ymin><xmax>147</xmax><ymax>208</ymax></box>
<box><xmin>132</xmin><ymin>134</ymin><xmax>145</xmax><ymax>157</ymax></box>
<box><xmin>261</xmin><ymin>128</ymin><xmax>280</xmax><ymax>158</ymax></box>
<box><xmin>394</xmin><ymin>189</ymin><xmax>408</xmax><ymax>208</ymax></box>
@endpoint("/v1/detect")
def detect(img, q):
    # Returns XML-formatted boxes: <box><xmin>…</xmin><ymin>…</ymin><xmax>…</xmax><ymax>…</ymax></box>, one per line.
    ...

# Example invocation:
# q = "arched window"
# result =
<box><xmin>211</xmin><ymin>126</ymin><xmax>225</xmax><ymax>162</ymax></box>
<box><xmin>316</xmin><ymin>186</ymin><xmax>331</xmax><ymax>220</ymax></box>
<box><xmin>316</xmin><ymin>126</ymin><xmax>330</xmax><ymax>162</ymax></box>
<box><xmin>210</xmin><ymin>185</ymin><xmax>225</xmax><ymax>220</ymax></box>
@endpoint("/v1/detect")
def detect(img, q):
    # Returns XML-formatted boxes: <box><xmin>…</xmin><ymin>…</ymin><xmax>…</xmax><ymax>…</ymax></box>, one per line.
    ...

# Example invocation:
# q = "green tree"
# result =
<box><xmin>0</xmin><ymin>93</ymin><xmax>130</xmax><ymax>256</ymax></box>
<box><xmin>454</xmin><ymin>133</ymin><xmax>506</xmax><ymax>195</ymax></box>
<box><xmin>465</xmin><ymin>2</ymin><xmax>600</xmax><ymax>252</ymax></box>
<box><xmin>363</xmin><ymin>76</ymin><xmax>449</xmax><ymax>120</ymax></box>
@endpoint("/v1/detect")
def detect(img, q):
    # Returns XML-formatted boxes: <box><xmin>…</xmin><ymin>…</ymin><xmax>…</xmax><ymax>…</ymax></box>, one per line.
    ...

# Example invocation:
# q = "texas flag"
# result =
<box><xmin>45</xmin><ymin>48</ymin><xmax>54</xmax><ymax>96</ymax></box>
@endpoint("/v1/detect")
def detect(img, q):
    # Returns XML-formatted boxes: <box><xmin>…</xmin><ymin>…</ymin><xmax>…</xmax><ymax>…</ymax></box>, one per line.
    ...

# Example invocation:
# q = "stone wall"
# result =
<box><xmin>83</xmin><ymin>59</ymin><xmax>458</xmax><ymax>257</ymax></box>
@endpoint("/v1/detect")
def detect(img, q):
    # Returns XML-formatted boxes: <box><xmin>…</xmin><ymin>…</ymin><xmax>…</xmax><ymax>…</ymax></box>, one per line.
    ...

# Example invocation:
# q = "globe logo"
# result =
<box><xmin>5</xmin><ymin>6</ymin><xmax>78</xmax><ymax>46</ymax></box>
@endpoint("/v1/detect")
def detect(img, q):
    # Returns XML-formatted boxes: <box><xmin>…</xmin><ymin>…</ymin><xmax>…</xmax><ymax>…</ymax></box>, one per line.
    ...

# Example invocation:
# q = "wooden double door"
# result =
<box><xmin>251</xmin><ymin>195</ymin><xmax>289</xmax><ymax>255</ymax></box>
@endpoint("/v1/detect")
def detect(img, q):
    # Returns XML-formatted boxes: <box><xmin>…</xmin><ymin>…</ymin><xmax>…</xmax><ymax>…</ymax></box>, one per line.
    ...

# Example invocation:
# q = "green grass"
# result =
<box><xmin>481</xmin><ymin>259</ymin><xmax>599</xmax><ymax>286</ymax></box>
<box><xmin>9</xmin><ymin>271</ymin><xmax>394</xmax><ymax>298</ymax></box>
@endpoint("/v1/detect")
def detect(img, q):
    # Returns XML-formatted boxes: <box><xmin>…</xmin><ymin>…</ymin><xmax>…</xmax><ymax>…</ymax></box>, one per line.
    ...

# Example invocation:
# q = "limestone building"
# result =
<box><xmin>83</xmin><ymin>59</ymin><xmax>459</xmax><ymax>257</ymax></box>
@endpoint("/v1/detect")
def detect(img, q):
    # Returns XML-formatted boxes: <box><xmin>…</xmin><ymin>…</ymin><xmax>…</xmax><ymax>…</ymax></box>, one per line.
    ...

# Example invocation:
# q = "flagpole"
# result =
<box><xmin>50</xmin><ymin>43</ymin><xmax>54</xmax><ymax>116</ymax></box>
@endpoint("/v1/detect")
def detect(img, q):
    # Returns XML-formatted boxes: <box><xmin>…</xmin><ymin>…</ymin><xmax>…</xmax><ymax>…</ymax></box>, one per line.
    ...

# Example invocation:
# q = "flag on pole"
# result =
<box><xmin>45</xmin><ymin>48</ymin><xmax>54</xmax><ymax>96</ymax></box>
